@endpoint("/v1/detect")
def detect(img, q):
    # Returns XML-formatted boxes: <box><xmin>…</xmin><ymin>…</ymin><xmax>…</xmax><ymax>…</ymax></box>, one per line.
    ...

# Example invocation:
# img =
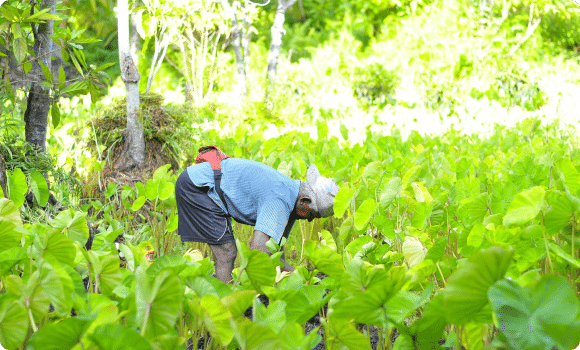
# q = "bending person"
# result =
<box><xmin>175</xmin><ymin>148</ymin><xmax>339</xmax><ymax>284</ymax></box>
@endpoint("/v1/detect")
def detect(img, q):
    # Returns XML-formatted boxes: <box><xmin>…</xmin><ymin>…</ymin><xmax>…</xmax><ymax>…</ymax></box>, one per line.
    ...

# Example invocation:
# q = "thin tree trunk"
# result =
<box><xmin>130</xmin><ymin>1</ymin><xmax>142</xmax><ymax>66</ymax></box>
<box><xmin>146</xmin><ymin>30</ymin><xmax>169</xmax><ymax>93</ymax></box>
<box><xmin>0</xmin><ymin>154</ymin><xmax>7</xmax><ymax>198</ymax></box>
<box><xmin>264</xmin><ymin>0</ymin><xmax>297</xmax><ymax>109</ymax></box>
<box><xmin>117</xmin><ymin>0</ymin><xmax>144</xmax><ymax>172</ymax></box>
<box><xmin>24</xmin><ymin>0</ymin><xmax>56</xmax><ymax>153</ymax></box>
<box><xmin>221</xmin><ymin>0</ymin><xmax>246</xmax><ymax>97</ymax></box>
<box><xmin>242</xmin><ymin>0</ymin><xmax>252</xmax><ymax>80</ymax></box>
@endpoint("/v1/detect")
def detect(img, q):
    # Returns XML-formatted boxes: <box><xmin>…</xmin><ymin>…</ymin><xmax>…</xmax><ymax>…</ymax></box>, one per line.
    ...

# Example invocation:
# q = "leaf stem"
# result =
<box><xmin>141</xmin><ymin>303</ymin><xmax>151</xmax><ymax>336</ymax></box>
<box><xmin>28</xmin><ymin>305</ymin><xmax>38</xmax><ymax>332</ymax></box>
<box><xmin>232</xmin><ymin>267</ymin><xmax>245</xmax><ymax>290</ymax></box>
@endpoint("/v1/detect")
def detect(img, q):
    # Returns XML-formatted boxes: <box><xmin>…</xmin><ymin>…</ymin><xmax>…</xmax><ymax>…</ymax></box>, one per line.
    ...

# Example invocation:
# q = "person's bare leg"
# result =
<box><xmin>209</xmin><ymin>241</ymin><xmax>237</xmax><ymax>284</ymax></box>
<box><xmin>250</xmin><ymin>230</ymin><xmax>294</xmax><ymax>272</ymax></box>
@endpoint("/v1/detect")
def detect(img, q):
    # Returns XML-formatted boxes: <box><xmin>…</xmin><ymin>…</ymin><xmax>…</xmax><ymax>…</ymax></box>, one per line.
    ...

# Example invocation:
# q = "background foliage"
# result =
<box><xmin>1</xmin><ymin>0</ymin><xmax>580</xmax><ymax>349</ymax></box>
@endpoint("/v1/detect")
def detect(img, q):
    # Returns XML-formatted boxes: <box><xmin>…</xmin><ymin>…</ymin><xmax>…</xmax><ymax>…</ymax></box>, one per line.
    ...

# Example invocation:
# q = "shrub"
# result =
<box><xmin>352</xmin><ymin>62</ymin><xmax>399</xmax><ymax>109</ymax></box>
<box><xmin>470</xmin><ymin>68</ymin><xmax>546</xmax><ymax>111</ymax></box>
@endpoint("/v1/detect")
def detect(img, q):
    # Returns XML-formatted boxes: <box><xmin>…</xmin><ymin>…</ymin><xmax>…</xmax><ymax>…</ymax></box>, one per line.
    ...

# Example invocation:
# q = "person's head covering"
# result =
<box><xmin>305</xmin><ymin>164</ymin><xmax>340</xmax><ymax>217</ymax></box>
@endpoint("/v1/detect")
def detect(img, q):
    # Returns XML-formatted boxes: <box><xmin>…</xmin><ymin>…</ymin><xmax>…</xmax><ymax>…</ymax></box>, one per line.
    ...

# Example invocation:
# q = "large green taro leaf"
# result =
<box><xmin>410</xmin><ymin>293</ymin><xmax>446</xmax><ymax>350</ymax></box>
<box><xmin>89</xmin><ymin>323</ymin><xmax>153</xmax><ymax>350</ymax></box>
<box><xmin>199</xmin><ymin>294</ymin><xmax>234</xmax><ymax>346</ymax></box>
<box><xmin>237</xmin><ymin>240</ymin><xmax>276</xmax><ymax>290</ymax></box>
<box><xmin>0</xmin><ymin>295</ymin><xmax>28</xmax><ymax>350</ymax></box>
<box><xmin>53</xmin><ymin>209</ymin><xmax>89</xmax><ymax>247</ymax></box>
<box><xmin>231</xmin><ymin>317</ymin><xmax>280</xmax><ymax>350</ymax></box>
<box><xmin>502</xmin><ymin>186</ymin><xmax>545</xmax><ymax>227</ymax></box>
<box><xmin>28</xmin><ymin>317</ymin><xmax>92</xmax><ymax>350</ymax></box>
<box><xmin>323</xmin><ymin>317</ymin><xmax>371</xmax><ymax>350</ymax></box>
<box><xmin>488</xmin><ymin>275</ymin><xmax>580</xmax><ymax>350</ymax></box>
<box><xmin>330</xmin><ymin>260</ymin><xmax>408</xmax><ymax>326</ymax></box>
<box><xmin>303</xmin><ymin>240</ymin><xmax>345</xmax><ymax>280</ymax></box>
<box><xmin>544</xmin><ymin>191</ymin><xmax>577</xmax><ymax>234</ymax></box>
<box><xmin>443</xmin><ymin>246</ymin><xmax>514</xmax><ymax>325</ymax></box>
<box><xmin>278</xmin><ymin>322</ymin><xmax>322</xmax><ymax>350</ymax></box>
<box><xmin>29</xmin><ymin>170</ymin><xmax>49</xmax><ymax>207</ymax></box>
<box><xmin>7</xmin><ymin>168</ymin><xmax>27</xmax><ymax>208</ymax></box>
<box><xmin>354</xmin><ymin>198</ymin><xmax>377</xmax><ymax>231</ymax></box>
<box><xmin>0</xmin><ymin>198</ymin><xmax>22</xmax><ymax>226</ymax></box>
<box><xmin>135</xmin><ymin>267</ymin><xmax>182</xmax><ymax>339</ymax></box>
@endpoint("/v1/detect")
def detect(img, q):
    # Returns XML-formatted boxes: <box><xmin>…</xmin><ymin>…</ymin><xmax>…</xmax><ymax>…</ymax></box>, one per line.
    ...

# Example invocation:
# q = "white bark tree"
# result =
<box><xmin>117</xmin><ymin>0</ymin><xmax>145</xmax><ymax>171</ymax></box>
<box><xmin>264</xmin><ymin>0</ymin><xmax>297</xmax><ymax>109</ymax></box>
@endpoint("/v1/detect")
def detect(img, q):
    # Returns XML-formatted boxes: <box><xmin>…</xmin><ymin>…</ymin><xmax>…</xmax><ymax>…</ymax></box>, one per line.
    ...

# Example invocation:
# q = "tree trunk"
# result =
<box><xmin>130</xmin><ymin>1</ymin><xmax>142</xmax><ymax>66</ymax></box>
<box><xmin>117</xmin><ymin>0</ymin><xmax>145</xmax><ymax>172</ymax></box>
<box><xmin>0</xmin><ymin>154</ymin><xmax>7</xmax><ymax>198</ymax></box>
<box><xmin>24</xmin><ymin>0</ymin><xmax>57</xmax><ymax>153</ymax></box>
<box><xmin>264</xmin><ymin>0</ymin><xmax>297</xmax><ymax>109</ymax></box>
<box><xmin>242</xmin><ymin>1</ymin><xmax>252</xmax><ymax>80</ymax></box>
<box><xmin>221</xmin><ymin>0</ymin><xmax>246</xmax><ymax>97</ymax></box>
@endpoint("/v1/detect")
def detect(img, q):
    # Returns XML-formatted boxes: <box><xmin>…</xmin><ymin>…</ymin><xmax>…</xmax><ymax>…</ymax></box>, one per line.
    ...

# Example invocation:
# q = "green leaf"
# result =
<box><xmin>340</xmin><ymin>124</ymin><xmax>349</xmax><ymax>141</ymax></box>
<box><xmin>380</xmin><ymin>177</ymin><xmax>402</xmax><ymax>209</ymax></box>
<box><xmin>279</xmin><ymin>322</ymin><xmax>322</xmax><ymax>350</ymax></box>
<box><xmin>425</xmin><ymin>236</ymin><xmax>447</xmax><ymax>263</ymax></box>
<box><xmin>237</xmin><ymin>241</ymin><xmax>276</xmax><ymax>290</ymax></box>
<box><xmin>444</xmin><ymin>246</ymin><xmax>514</xmax><ymax>325</ymax></box>
<box><xmin>544</xmin><ymin>191</ymin><xmax>577</xmax><ymax>234</ymax></box>
<box><xmin>51</xmin><ymin>105</ymin><xmax>61</xmax><ymax>129</ymax></box>
<box><xmin>0</xmin><ymin>222</ymin><xmax>21</xmax><ymax>254</ymax></box>
<box><xmin>94</xmin><ymin>254</ymin><xmax>122</xmax><ymax>296</ymax></box>
<box><xmin>303</xmin><ymin>240</ymin><xmax>345</xmax><ymax>280</ymax></box>
<box><xmin>254</xmin><ymin>299</ymin><xmax>287</xmax><ymax>333</ymax></box>
<box><xmin>39</xmin><ymin>256</ymin><xmax>74</xmax><ymax>317</ymax></box>
<box><xmin>410</xmin><ymin>293</ymin><xmax>446</xmax><ymax>350</ymax></box>
<box><xmin>502</xmin><ymin>186</ymin><xmax>546</xmax><ymax>227</ymax></box>
<box><xmin>28</xmin><ymin>317</ymin><xmax>92</xmax><ymax>350</ymax></box>
<box><xmin>89</xmin><ymin>323</ymin><xmax>153</xmax><ymax>350</ymax></box>
<box><xmin>333</xmin><ymin>186</ymin><xmax>353</xmax><ymax>219</ymax></box>
<box><xmin>222</xmin><ymin>290</ymin><xmax>257</xmax><ymax>317</ymax></box>
<box><xmin>94</xmin><ymin>62</ymin><xmax>116</xmax><ymax>72</ymax></box>
<box><xmin>317</xmin><ymin>120</ymin><xmax>328</xmax><ymax>140</ymax></box>
<box><xmin>29</xmin><ymin>170</ymin><xmax>49</xmax><ymax>207</ymax></box>
<box><xmin>324</xmin><ymin>318</ymin><xmax>371</xmax><ymax>350</ymax></box>
<box><xmin>135</xmin><ymin>267</ymin><xmax>182</xmax><ymax>339</ymax></box>
<box><xmin>402</xmin><ymin>236</ymin><xmax>427</xmax><ymax>268</ymax></box>
<box><xmin>60</xmin><ymin>80</ymin><xmax>88</xmax><ymax>95</ymax></box>
<box><xmin>13</xmin><ymin>37</ymin><xmax>27</xmax><ymax>63</ymax></box>
<box><xmin>59</xmin><ymin>65</ymin><xmax>66</xmax><ymax>89</ymax></box>
<box><xmin>200</xmin><ymin>294</ymin><xmax>234</xmax><ymax>346</ymax></box>
<box><xmin>53</xmin><ymin>210</ymin><xmax>89</xmax><ymax>247</ymax></box>
<box><xmin>145</xmin><ymin>179</ymin><xmax>159</xmax><ymax>200</ymax></box>
<box><xmin>231</xmin><ymin>317</ymin><xmax>280</xmax><ymax>350</ymax></box>
<box><xmin>132</xmin><ymin>196</ymin><xmax>147</xmax><ymax>211</ymax></box>
<box><xmin>7</xmin><ymin>168</ymin><xmax>27</xmax><ymax>207</ymax></box>
<box><xmin>331</xmin><ymin>260</ymin><xmax>408</xmax><ymax>325</ymax></box>
<box><xmin>0</xmin><ymin>248</ymin><xmax>27</xmax><ymax>276</ymax></box>
<box><xmin>489</xmin><ymin>275</ymin><xmax>580</xmax><ymax>350</ymax></box>
<box><xmin>549</xmin><ymin>243</ymin><xmax>580</xmax><ymax>269</ymax></box>
<box><xmin>44</xmin><ymin>230</ymin><xmax>76</xmax><ymax>267</ymax></box>
<box><xmin>0</xmin><ymin>198</ymin><xmax>22</xmax><ymax>226</ymax></box>
<box><xmin>354</xmin><ymin>198</ymin><xmax>377</xmax><ymax>231</ymax></box>
<box><xmin>559</xmin><ymin>159</ymin><xmax>580</xmax><ymax>196</ymax></box>
<box><xmin>39</xmin><ymin>60</ymin><xmax>53</xmax><ymax>83</ymax></box>
<box><xmin>0</xmin><ymin>297</ymin><xmax>28</xmax><ymax>350</ymax></box>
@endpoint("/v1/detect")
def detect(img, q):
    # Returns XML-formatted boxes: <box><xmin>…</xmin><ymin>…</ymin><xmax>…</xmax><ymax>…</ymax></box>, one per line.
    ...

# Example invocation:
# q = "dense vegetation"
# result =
<box><xmin>1</xmin><ymin>0</ymin><xmax>580</xmax><ymax>349</ymax></box>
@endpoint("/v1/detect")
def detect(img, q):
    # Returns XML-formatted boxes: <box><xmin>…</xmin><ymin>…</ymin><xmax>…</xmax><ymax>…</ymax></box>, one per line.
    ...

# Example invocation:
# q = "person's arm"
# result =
<box><xmin>250</xmin><ymin>230</ymin><xmax>295</xmax><ymax>272</ymax></box>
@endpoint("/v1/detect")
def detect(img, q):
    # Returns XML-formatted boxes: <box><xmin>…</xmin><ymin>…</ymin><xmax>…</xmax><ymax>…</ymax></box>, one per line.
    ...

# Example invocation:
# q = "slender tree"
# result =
<box><xmin>264</xmin><ymin>0</ymin><xmax>297</xmax><ymax>109</ymax></box>
<box><xmin>117</xmin><ymin>0</ymin><xmax>145</xmax><ymax>171</ymax></box>
<box><xmin>23</xmin><ymin>0</ymin><xmax>57</xmax><ymax>153</ymax></box>
<box><xmin>221</xmin><ymin>0</ymin><xmax>247</xmax><ymax>97</ymax></box>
